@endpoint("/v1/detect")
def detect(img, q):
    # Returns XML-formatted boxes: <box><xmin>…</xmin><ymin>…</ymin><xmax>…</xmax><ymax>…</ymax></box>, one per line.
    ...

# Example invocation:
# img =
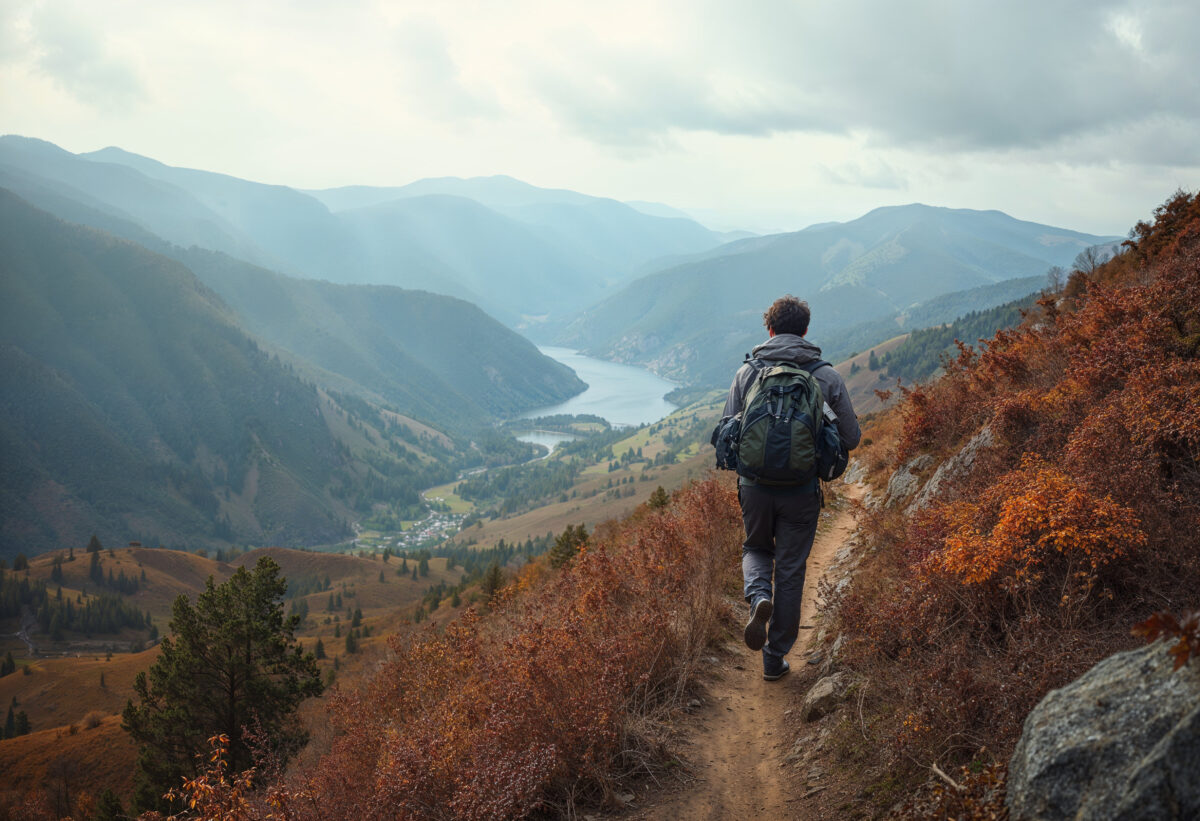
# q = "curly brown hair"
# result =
<box><xmin>763</xmin><ymin>295</ymin><xmax>810</xmax><ymax>336</ymax></box>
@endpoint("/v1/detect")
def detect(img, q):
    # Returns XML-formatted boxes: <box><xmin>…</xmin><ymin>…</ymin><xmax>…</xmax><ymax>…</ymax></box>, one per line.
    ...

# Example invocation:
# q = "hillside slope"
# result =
<box><xmin>814</xmin><ymin>191</ymin><xmax>1200</xmax><ymax>814</ymax></box>
<box><xmin>0</xmin><ymin>191</ymin><xmax>395</xmax><ymax>557</ymax></box>
<box><xmin>559</xmin><ymin>204</ymin><xmax>1116</xmax><ymax>387</ymax></box>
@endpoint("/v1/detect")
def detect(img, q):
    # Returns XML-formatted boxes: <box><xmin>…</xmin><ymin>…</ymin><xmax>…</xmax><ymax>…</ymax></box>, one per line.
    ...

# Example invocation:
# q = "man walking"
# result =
<box><xmin>722</xmin><ymin>295</ymin><xmax>861</xmax><ymax>681</ymax></box>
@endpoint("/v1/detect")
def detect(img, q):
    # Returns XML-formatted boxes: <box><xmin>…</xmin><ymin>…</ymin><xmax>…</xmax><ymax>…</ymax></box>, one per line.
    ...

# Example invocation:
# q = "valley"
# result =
<box><xmin>0</xmin><ymin>134</ymin><xmax>1144</xmax><ymax>819</ymax></box>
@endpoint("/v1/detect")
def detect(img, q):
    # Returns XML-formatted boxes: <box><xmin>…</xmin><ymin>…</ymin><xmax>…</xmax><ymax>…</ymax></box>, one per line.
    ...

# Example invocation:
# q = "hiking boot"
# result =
<box><xmin>744</xmin><ymin>597</ymin><xmax>772</xmax><ymax>651</ymax></box>
<box><xmin>763</xmin><ymin>658</ymin><xmax>790</xmax><ymax>682</ymax></box>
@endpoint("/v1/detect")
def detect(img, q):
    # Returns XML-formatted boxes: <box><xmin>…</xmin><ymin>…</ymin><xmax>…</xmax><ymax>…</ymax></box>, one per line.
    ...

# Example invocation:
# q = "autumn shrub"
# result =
<box><xmin>834</xmin><ymin>192</ymin><xmax>1200</xmax><ymax>802</ymax></box>
<box><xmin>296</xmin><ymin>477</ymin><xmax>741</xmax><ymax>820</ymax></box>
<box><xmin>81</xmin><ymin>710</ymin><xmax>105</xmax><ymax>730</ymax></box>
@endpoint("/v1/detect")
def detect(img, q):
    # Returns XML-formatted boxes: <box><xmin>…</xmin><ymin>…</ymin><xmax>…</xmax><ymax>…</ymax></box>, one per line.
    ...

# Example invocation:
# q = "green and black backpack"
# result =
<box><xmin>711</xmin><ymin>357</ymin><xmax>848</xmax><ymax>485</ymax></box>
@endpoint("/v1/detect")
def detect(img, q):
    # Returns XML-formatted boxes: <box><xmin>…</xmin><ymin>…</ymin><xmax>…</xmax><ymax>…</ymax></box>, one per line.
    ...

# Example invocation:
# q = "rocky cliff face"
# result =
<box><xmin>1007</xmin><ymin>640</ymin><xmax>1200</xmax><ymax>820</ymax></box>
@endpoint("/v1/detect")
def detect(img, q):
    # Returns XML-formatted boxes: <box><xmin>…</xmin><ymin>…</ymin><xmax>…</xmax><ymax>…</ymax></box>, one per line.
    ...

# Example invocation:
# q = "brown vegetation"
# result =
<box><xmin>826</xmin><ymin>191</ymin><xmax>1200</xmax><ymax>813</ymax></box>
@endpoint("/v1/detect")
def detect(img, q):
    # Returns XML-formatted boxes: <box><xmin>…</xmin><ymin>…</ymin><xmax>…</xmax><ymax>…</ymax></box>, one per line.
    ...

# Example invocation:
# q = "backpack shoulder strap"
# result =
<box><xmin>797</xmin><ymin>359</ymin><xmax>833</xmax><ymax>375</ymax></box>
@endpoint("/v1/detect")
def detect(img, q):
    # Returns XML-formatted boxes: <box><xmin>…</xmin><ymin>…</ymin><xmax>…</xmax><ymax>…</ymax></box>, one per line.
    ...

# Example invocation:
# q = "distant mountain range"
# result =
<box><xmin>557</xmin><ymin>204</ymin><xmax>1120</xmax><ymax>388</ymax></box>
<box><xmin>0</xmin><ymin>137</ymin><xmax>723</xmax><ymax>326</ymax></box>
<box><xmin>0</xmin><ymin>190</ymin><xmax>582</xmax><ymax>558</ymax></box>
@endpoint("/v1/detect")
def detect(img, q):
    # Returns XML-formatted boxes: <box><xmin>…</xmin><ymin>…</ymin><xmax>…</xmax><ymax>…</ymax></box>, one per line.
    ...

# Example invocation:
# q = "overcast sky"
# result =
<box><xmin>2</xmin><ymin>0</ymin><xmax>1198</xmax><ymax>235</ymax></box>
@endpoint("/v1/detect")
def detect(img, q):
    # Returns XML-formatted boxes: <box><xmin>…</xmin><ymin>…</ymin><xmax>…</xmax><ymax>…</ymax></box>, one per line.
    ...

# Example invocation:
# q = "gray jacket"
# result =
<box><xmin>722</xmin><ymin>334</ymin><xmax>862</xmax><ymax>451</ymax></box>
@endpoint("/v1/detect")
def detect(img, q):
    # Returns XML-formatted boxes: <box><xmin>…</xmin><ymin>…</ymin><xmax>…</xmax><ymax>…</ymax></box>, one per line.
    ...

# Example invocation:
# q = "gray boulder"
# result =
<box><xmin>801</xmin><ymin>672</ymin><xmax>850</xmax><ymax>722</ymax></box>
<box><xmin>1007</xmin><ymin>640</ymin><xmax>1200</xmax><ymax>820</ymax></box>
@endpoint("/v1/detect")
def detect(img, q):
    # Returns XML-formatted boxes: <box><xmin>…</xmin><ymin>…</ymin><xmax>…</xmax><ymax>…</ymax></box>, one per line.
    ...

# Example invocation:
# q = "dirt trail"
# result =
<box><xmin>633</xmin><ymin>482</ymin><xmax>865</xmax><ymax>820</ymax></box>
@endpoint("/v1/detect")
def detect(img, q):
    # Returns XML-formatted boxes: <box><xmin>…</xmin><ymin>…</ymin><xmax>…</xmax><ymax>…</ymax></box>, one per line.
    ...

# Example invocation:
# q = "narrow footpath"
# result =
<box><xmin>630</xmin><ymin>482</ymin><xmax>865</xmax><ymax>820</ymax></box>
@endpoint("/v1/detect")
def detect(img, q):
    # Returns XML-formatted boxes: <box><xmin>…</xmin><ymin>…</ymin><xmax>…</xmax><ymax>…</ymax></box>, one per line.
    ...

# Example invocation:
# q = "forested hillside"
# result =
<box><xmin>876</xmin><ymin>292</ymin><xmax>1039</xmax><ymax>382</ymax></box>
<box><xmin>0</xmin><ymin>191</ymin><xmax>455</xmax><ymax>558</ymax></box>
<box><xmin>171</xmin><ymin>248</ymin><xmax>583</xmax><ymax>428</ymax></box>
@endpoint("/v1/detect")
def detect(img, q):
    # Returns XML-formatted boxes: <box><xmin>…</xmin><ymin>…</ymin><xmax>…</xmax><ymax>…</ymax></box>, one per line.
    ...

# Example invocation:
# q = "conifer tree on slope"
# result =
<box><xmin>122</xmin><ymin>557</ymin><xmax>322</xmax><ymax>812</ymax></box>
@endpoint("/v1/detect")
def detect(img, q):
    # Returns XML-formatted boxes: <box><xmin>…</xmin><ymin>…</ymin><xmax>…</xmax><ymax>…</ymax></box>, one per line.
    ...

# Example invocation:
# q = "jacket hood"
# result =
<box><xmin>750</xmin><ymin>333</ymin><xmax>823</xmax><ymax>365</ymax></box>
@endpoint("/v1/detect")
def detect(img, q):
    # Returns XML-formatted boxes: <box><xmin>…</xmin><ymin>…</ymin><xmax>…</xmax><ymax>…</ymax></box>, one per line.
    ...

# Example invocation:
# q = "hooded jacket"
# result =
<box><xmin>722</xmin><ymin>333</ymin><xmax>862</xmax><ymax>451</ymax></box>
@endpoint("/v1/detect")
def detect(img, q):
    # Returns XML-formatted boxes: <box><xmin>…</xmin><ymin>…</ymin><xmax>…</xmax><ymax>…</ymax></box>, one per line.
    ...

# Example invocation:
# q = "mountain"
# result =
<box><xmin>171</xmin><ymin>246</ymin><xmax>584</xmax><ymax>425</ymax></box>
<box><xmin>0</xmin><ymin>155</ymin><xmax>586</xmax><ymax>429</ymax></box>
<box><xmin>558</xmin><ymin>204</ymin><xmax>1120</xmax><ymax>388</ymax></box>
<box><xmin>0</xmin><ymin>141</ymin><xmax>723</xmax><ymax>323</ymax></box>
<box><xmin>0</xmin><ymin>189</ymin><xmax>354</xmax><ymax>556</ymax></box>
<box><xmin>0</xmin><ymin>137</ymin><xmax>267</xmax><ymax>264</ymax></box>
<box><xmin>0</xmin><ymin>191</ymin><xmax>581</xmax><ymax>559</ymax></box>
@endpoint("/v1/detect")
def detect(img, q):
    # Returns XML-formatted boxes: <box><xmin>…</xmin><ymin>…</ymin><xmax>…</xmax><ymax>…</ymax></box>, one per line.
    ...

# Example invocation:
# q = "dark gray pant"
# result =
<box><xmin>739</xmin><ymin>482</ymin><xmax>821</xmax><ymax>664</ymax></box>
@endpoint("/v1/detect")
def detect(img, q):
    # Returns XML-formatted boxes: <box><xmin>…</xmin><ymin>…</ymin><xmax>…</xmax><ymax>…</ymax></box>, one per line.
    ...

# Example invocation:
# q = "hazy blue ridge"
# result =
<box><xmin>558</xmin><ymin>204</ymin><xmax>1119</xmax><ymax>388</ymax></box>
<box><xmin>0</xmin><ymin>188</ymin><xmax>366</xmax><ymax>557</ymax></box>
<box><xmin>66</xmin><ymin>143</ymin><xmax>722</xmax><ymax>322</ymax></box>
<box><xmin>0</xmin><ymin>152</ymin><xmax>587</xmax><ymax>430</ymax></box>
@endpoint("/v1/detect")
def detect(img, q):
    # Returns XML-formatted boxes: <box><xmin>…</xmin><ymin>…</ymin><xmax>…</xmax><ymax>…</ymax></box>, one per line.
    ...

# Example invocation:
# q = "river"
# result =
<box><xmin>515</xmin><ymin>346</ymin><xmax>678</xmax><ymax>452</ymax></box>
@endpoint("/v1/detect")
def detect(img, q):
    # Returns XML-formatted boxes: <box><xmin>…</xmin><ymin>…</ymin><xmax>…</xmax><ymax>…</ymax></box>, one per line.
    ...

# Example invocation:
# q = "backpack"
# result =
<box><xmin>711</xmin><ymin>358</ymin><xmax>848</xmax><ymax>484</ymax></box>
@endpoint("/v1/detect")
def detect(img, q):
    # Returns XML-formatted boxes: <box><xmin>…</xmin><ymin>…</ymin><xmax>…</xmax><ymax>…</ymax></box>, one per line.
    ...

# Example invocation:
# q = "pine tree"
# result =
<box><xmin>647</xmin><ymin>486</ymin><xmax>670</xmax><ymax>510</ymax></box>
<box><xmin>87</xmin><ymin>534</ymin><xmax>102</xmax><ymax>553</ymax></box>
<box><xmin>549</xmin><ymin>524</ymin><xmax>589</xmax><ymax>568</ymax></box>
<box><xmin>315</xmin><ymin>638</ymin><xmax>326</xmax><ymax>660</ymax></box>
<box><xmin>481</xmin><ymin>563</ymin><xmax>505</xmax><ymax>600</ymax></box>
<box><xmin>93</xmin><ymin>789</ymin><xmax>125</xmax><ymax>821</ymax></box>
<box><xmin>121</xmin><ymin>558</ymin><xmax>322</xmax><ymax>813</ymax></box>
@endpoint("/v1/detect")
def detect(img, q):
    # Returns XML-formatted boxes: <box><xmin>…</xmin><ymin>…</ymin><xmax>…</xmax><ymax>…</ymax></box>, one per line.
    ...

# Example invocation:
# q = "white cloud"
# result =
<box><xmin>0</xmin><ymin>0</ymin><xmax>1196</xmax><ymax>236</ymax></box>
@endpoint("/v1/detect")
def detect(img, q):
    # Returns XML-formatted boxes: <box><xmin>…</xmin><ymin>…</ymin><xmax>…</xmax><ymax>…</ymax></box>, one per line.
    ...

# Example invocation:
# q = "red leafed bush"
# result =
<box><xmin>300</xmin><ymin>477</ymin><xmax>741</xmax><ymax>820</ymax></box>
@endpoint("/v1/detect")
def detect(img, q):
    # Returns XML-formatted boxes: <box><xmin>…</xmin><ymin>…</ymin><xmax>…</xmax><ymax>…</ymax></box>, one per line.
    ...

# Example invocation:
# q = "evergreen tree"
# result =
<box><xmin>14</xmin><ymin>710</ymin><xmax>29</xmax><ymax>735</ymax></box>
<box><xmin>3</xmin><ymin>704</ymin><xmax>13</xmax><ymax>738</ymax></box>
<box><xmin>93</xmin><ymin>788</ymin><xmax>125</xmax><ymax>821</ymax></box>
<box><xmin>1</xmin><ymin>651</ymin><xmax>15</xmax><ymax>677</ymax></box>
<box><xmin>87</xmin><ymin>534</ymin><xmax>102</xmax><ymax>554</ymax></box>
<box><xmin>481</xmin><ymin>563</ymin><xmax>505</xmax><ymax>600</ymax></box>
<box><xmin>314</xmin><ymin>638</ymin><xmax>326</xmax><ymax>660</ymax></box>
<box><xmin>549</xmin><ymin>524</ymin><xmax>589</xmax><ymax>568</ymax></box>
<box><xmin>121</xmin><ymin>558</ymin><xmax>322</xmax><ymax>813</ymax></box>
<box><xmin>647</xmin><ymin>486</ymin><xmax>670</xmax><ymax>510</ymax></box>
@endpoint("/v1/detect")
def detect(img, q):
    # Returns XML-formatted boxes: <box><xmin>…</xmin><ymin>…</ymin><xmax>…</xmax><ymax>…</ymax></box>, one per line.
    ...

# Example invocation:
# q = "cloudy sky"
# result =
<box><xmin>2</xmin><ymin>0</ymin><xmax>1198</xmax><ymax>235</ymax></box>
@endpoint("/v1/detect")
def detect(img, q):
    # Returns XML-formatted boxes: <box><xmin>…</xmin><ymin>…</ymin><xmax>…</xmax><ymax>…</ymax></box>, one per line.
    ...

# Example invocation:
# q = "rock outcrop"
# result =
<box><xmin>883</xmin><ymin>454</ymin><xmax>933</xmax><ymax>506</ymax></box>
<box><xmin>908</xmin><ymin>425</ymin><xmax>996</xmax><ymax>512</ymax></box>
<box><xmin>1007</xmin><ymin>640</ymin><xmax>1200</xmax><ymax>821</ymax></box>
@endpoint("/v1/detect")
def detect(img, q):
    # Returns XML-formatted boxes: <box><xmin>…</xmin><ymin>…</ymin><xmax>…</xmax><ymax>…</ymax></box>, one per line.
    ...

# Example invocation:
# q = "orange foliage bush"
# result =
<box><xmin>295</xmin><ymin>477</ymin><xmax>741</xmax><ymax>820</ymax></box>
<box><xmin>924</xmin><ymin>456</ymin><xmax>1145</xmax><ymax>601</ymax></box>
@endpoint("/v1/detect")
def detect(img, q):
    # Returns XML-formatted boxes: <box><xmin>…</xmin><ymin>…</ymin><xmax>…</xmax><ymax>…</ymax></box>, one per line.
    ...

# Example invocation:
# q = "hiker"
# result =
<box><xmin>720</xmin><ymin>295</ymin><xmax>861</xmax><ymax>681</ymax></box>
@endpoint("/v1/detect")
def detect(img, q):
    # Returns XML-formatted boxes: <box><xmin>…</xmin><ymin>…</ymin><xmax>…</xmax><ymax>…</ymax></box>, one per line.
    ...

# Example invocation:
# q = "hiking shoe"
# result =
<box><xmin>744</xmin><ymin>597</ymin><xmax>772</xmax><ymax>651</ymax></box>
<box><xmin>763</xmin><ymin>658</ymin><xmax>790</xmax><ymax>682</ymax></box>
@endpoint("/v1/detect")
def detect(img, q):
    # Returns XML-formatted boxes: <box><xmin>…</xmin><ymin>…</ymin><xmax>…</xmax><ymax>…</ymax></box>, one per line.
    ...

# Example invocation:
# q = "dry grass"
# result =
<box><xmin>0</xmin><ymin>714</ymin><xmax>137</xmax><ymax>814</ymax></box>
